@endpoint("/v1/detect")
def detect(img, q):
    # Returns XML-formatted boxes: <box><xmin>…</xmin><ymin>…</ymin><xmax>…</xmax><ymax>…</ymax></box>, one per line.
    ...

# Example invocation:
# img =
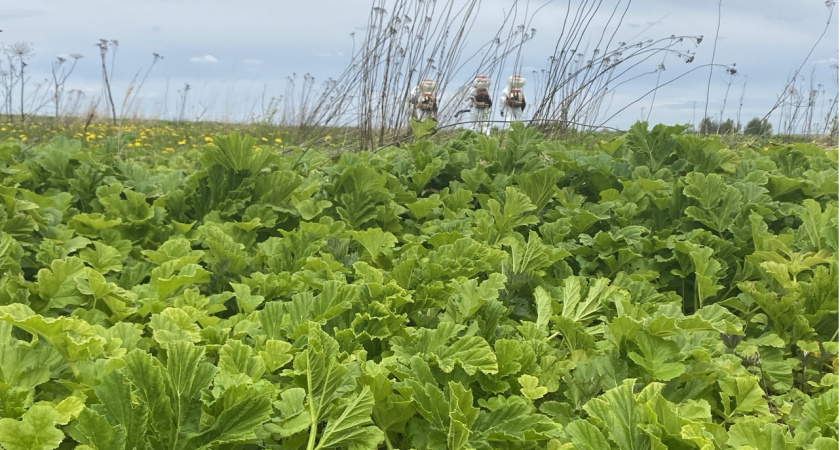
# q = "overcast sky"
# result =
<box><xmin>2</xmin><ymin>0</ymin><xmax>838</xmax><ymax>131</ymax></box>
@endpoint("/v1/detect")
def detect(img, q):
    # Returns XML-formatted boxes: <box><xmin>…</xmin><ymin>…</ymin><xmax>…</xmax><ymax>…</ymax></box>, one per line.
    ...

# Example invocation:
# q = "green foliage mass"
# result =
<box><xmin>0</xmin><ymin>121</ymin><xmax>836</xmax><ymax>449</ymax></box>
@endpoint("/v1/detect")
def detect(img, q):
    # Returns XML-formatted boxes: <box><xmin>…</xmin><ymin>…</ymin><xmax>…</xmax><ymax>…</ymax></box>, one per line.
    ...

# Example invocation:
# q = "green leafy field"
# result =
<box><xmin>0</xmin><ymin>121</ymin><xmax>836</xmax><ymax>449</ymax></box>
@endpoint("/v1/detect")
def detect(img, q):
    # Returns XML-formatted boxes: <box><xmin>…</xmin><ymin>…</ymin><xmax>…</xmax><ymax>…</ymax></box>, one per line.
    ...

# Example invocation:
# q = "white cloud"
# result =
<box><xmin>189</xmin><ymin>55</ymin><xmax>219</xmax><ymax>63</ymax></box>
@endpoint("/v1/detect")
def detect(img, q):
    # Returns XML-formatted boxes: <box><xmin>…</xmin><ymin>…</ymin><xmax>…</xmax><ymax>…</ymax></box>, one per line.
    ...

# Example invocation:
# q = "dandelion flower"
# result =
<box><xmin>274</xmin><ymin>138</ymin><xmax>282</xmax><ymax>144</ymax></box>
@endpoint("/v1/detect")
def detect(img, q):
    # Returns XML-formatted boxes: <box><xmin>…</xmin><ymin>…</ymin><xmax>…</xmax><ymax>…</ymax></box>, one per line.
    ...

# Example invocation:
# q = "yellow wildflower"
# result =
<box><xmin>204</xmin><ymin>136</ymin><xmax>213</xmax><ymax>142</ymax></box>
<box><xmin>178</xmin><ymin>139</ymin><xmax>186</xmax><ymax>145</ymax></box>
<box><xmin>274</xmin><ymin>138</ymin><xmax>282</xmax><ymax>144</ymax></box>
<box><xmin>324</xmin><ymin>135</ymin><xmax>332</xmax><ymax>141</ymax></box>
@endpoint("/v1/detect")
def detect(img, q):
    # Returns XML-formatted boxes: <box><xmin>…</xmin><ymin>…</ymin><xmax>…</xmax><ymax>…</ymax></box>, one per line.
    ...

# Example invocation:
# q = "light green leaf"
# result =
<box><xmin>534</xmin><ymin>286</ymin><xmax>552</xmax><ymax>331</ymax></box>
<box><xmin>0</xmin><ymin>404</ymin><xmax>65</xmax><ymax>450</ymax></box>
<box><xmin>0</xmin><ymin>304</ymin><xmax>105</xmax><ymax>371</ymax></box>
<box><xmin>565</xmin><ymin>418</ymin><xmax>611</xmax><ymax>450</ymax></box>
<box><xmin>219</xmin><ymin>339</ymin><xmax>265</xmax><ymax>381</ymax></box>
<box><xmin>149</xmin><ymin>307</ymin><xmax>202</xmax><ymax>345</ymax></box>
<box><xmin>184</xmin><ymin>383</ymin><xmax>273</xmax><ymax>448</ymax></box>
<box><xmin>796</xmin><ymin>388</ymin><xmax>839</xmax><ymax>439</ymax></box>
<box><xmin>435</xmin><ymin>336</ymin><xmax>499</xmax><ymax>375</ymax></box>
<box><xmin>315</xmin><ymin>387</ymin><xmax>383</xmax><ymax>449</ymax></box>
<box><xmin>88</xmin><ymin>370</ymin><xmax>147</xmax><ymax>450</ymax></box>
<box><xmin>627</xmin><ymin>332</ymin><xmax>685</xmax><ymax>381</ymax></box>
<box><xmin>73</xmin><ymin>408</ymin><xmax>127</xmax><ymax>450</ymax></box>
<box><xmin>260</xmin><ymin>339</ymin><xmax>294</xmax><ymax>372</ymax></box>
<box><xmin>79</xmin><ymin>241</ymin><xmax>123</xmax><ymax>273</ymax></box>
<box><xmin>349</xmin><ymin>228</ymin><xmax>398</xmax><ymax>260</ymax></box>
<box><xmin>518</xmin><ymin>374</ymin><xmax>548</xmax><ymax>400</ymax></box>
<box><xmin>36</xmin><ymin>256</ymin><xmax>88</xmax><ymax>309</ymax></box>
<box><xmin>718</xmin><ymin>376</ymin><xmax>771</xmax><ymax>417</ymax></box>
<box><xmin>489</xmin><ymin>186</ymin><xmax>539</xmax><ymax>235</ymax></box>
<box><xmin>164</xmin><ymin>340</ymin><xmax>218</xmax><ymax>435</ymax></box>
<box><xmin>584</xmin><ymin>379</ymin><xmax>647</xmax><ymax>450</ymax></box>
<box><xmin>122</xmin><ymin>349</ymin><xmax>175</xmax><ymax>446</ymax></box>
<box><xmin>230</xmin><ymin>282</ymin><xmax>265</xmax><ymax>313</ymax></box>
<box><xmin>727</xmin><ymin>418</ymin><xmax>794</xmax><ymax>450</ymax></box>
<box><xmin>151</xmin><ymin>263</ymin><xmax>211</xmax><ymax>299</ymax></box>
<box><xmin>295</xmin><ymin>199</ymin><xmax>332</xmax><ymax>220</ymax></box>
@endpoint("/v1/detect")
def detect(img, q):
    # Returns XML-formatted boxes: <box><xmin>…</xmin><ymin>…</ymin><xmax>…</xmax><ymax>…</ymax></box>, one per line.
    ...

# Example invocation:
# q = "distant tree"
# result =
<box><xmin>699</xmin><ymin>116</ymin><xmax>740</xmax><ymax>135</ymax></box>
<box><xmin>744</xmin><ymin>117</ymin><xmax>772</xmax><ymax>135</ymax></box>
<box><xmin>699</xmin><ymin>117</ymin><xmax>716</xmax><ymax>134</ymax></box>
<box><xmin>718</xmin><ymin>118</ymin><xmax>738</xmax><ymax>135</ymax></box>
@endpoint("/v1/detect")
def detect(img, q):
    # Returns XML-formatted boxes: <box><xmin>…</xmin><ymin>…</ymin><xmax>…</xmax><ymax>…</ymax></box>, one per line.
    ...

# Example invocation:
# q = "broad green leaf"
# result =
<box><xmin>149</xmin><ymin>307</ymin><xmax>202</xmax><ymax>345</ymax></box>
<box><xmin>627</xmin><ymin>332</ymin><xmax>685</xmax><ymax>381</ymax></box>
<box><xmin>472</xmin><ymin>395</ymin><xmax>562</xmax><ymax>445</ymax></box>
<box><xmin>36</xmin><ymin>257</ymin><xmax>88</xmax><ymax>309</ymax></box>
<box><xmin>89</xmin><ymin>370</ymin><xmax>147</xmax><ymax>450</ymax></box>
<box><xmin>795</xmin><ymin>388</ymin><xmax>839</xmax><ymax>439</ymax></box>
<box><xmin>183</xmin><ymin>383</ymin><xmax>272</xmax><ymax>448</ymax></box>
<box><xmin>294</xmin><ymin>325</ymin><xmax>352</xmax><ymax>423</ymax></box>
<box><xmin>150</xmin><ymin>263</ymin><xmax>211</xmax><ymax>299</ymax></box>
<box><xmin>73</xmin><ymin>408</ymin><xmax>127</xmax><ymax>450</ymax></box>
<box><xmin>718</xmin><ymin>376</ymin><xmax>771</xmax><ymax>417</ymax></box>
<box><xmin>141</xmin><ymin>237</ymin><xmax>204</xmax><ymax>266</ymax></box>
<box><xmin>349</xmin><ymin>228</ymin><xmax>398</xmax><ymax>260</ymax></box>
<box><xmin>683</xmin><ymin>172</ymin><xmax>742</xmax><ymax>233</ymax></box>
<box><xmin>434</xmin><ymin>336</ymin><xmax>499</xmax><ymax>375</ymax></box>
<box><xmin>517</xmin><ymin>165</ymin><xmax>563</xmax><ymax>212</ymax></box>
<box><xmin>518</xmin><ymin>374</ymin><xmax>548</xmax><ymax>400</ymax></box>
<box><xmin>407</xmin><ymin>194</ymin><xmax>442</xmax><ymax>219</ymax></box>
<box><xmin>447</xmin><ymin>382</ymin><xmax>478</xmax><ymax>450</ymax></box>
<box><xmin>266</xmin><ymin>388</ymin><xmax>311</xmax><ymax>438</ymax></box>
<box><xmin>260</xmin><ymin>339</ymin><xmax>294</xmax><ymax>372</ymax></box>
<box><xmin>122</xmin><ymin>349</ymin><xmax>175</xmax><ymax>446</ymax></box>
<box><xmin>219</xmin><ymin>339</ymin><xmax>265</xmax><ymax>381</ymax></box>
<box><xmin>315</xmin><ymin>387</ymin><xmax>383</xmax><ymax>449</ymax></box>
<box><xmin>489</xmin><ymin>186</ymin><xmax>539</xmax><ymax>235</ymax></box>
<box><xmin>584</xmin><ymin>379</ymin><xmax>647</xmax><ymax>450</ymax></box>
<box><xmin>534</xmin><ymin>286</ymin><xmax>552</xmax><ymax>331</ymax></box>
<box><xmin>0</xmin><ymin>404</ymin><xmax>65</xmax><ymax>450</ymax></box>
<box><xmin>164</xmin><ymin>341</ymin><xmax>218</xmax><ymax>436</ymax></box>
<box><xmin>79</xmin><ymin>241</ymin><xmax>123</xmax><ymax>274</ymax></box>
<box><xmin>727</xmin><ymin>418</ymin><xmax>795</xmax><ymax>450</ymax></box>
<box><xmin>230</xmin><ymin>282</ymin><xmax>265</xmax><ymax>313</ymax></box>
<box><xmin>565</xmin><ymin>418</ymin><xmax>611</xmax><ymax>450</ymax></box>
<box><xmin>0</xmin><ymin>232</ymin><xmax>23</xmax><ymax>275</ymax></box>
<box><xmin>0</xmin><ymin>304</ymin><xmax>105</xmax><ymax>373</ymax></box>
<box><xmin>295</xmin><ymin>198</ymin><xmax>332</xmax><ymax>221</ymax></box>
<box><xmin>53</xmin><ymin>396</ymin><xmax>84</xmax><ymax>424</ymax></box>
